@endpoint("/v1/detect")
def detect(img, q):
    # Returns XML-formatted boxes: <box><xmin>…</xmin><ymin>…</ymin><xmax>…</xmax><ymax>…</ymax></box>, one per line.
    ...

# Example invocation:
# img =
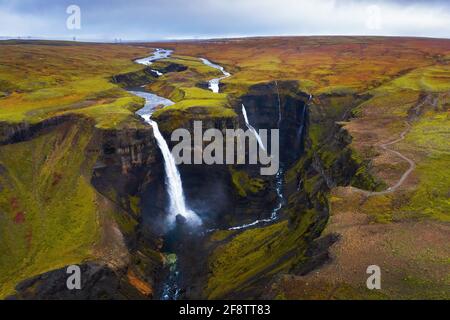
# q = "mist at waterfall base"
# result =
<box><xmin>149</xmin><ymin>119</ymin><xmax>202</xmax><ymax>227</ymax></box>
<box><xmin>131</xmin><ymin>49</ymin><xmax>203</xmax><ymax>231</ymax></box>
<box><xmin>132</xmin><ymin>90</ymin><xmax>202</xmax><ymax>231</ymax></box>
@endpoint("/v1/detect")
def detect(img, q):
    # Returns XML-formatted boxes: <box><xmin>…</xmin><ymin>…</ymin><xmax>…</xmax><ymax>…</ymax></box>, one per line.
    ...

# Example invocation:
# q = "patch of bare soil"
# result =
<box><xmin>267</xmin><ymin>93</ymin><xmax>449</xmax><ymax>299</ymax></box>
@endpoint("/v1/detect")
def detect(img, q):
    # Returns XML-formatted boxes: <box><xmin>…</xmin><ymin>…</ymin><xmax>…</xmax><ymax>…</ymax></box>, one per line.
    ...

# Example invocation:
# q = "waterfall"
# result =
<box><xmin>148</xmin><ymin>119</ymin><xmax>202</xmax><ymax>226</ymax></box>
<box><xmin>133</xmin><ymin>50</ymin><xmax>201</xmax><ymax>227</ymax></box>
<box><xmin>228</xmin><ymin>89</ymin><xmax>286</xmax><ymax>231</ymax></box>
<box><xmin>242</xmin><ymin>104</ymin><xmax>267</xmax><ymax>152</ymax></box>
<box><xmin>297</xmin><ymin>104</ymin><xmax>307</xmax><ymax>139</ymax></box>
<box><xmin>132</xmin><ymin>50</ymin><xmax>201</xmax><ymax>301</ymax></box>
<box><xmin>275</xmin><ymin>81</ymin><xmax>282</xmax><ymax>128</ymax></box>
<box><xmin>200</xmin><ymin>58</ymin><xmax>231</xmax><ymax>93</ymax></box>
<box><xmin>131</xmin><ymin>91</ymin><xmax>201</xmax><ymax>227</ymax></box>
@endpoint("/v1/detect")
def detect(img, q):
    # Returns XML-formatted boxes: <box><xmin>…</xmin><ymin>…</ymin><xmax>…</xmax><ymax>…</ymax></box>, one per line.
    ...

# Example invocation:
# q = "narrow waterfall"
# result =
<box><xmin>242</xmin><ymin>104</ymin><xmax>267</xmax><ymax>152</ymax></box>
<box><xmin>275</xmin><ymin>80</ymin><xmax>282</xmax><ymax>128</ymax></box>
<box><xmin>297</xmin><ymin>104</ymin><xmax>307</xmax><ymax>140</ymax></box>
<box><xmin>147</xmin><ymin>118</ymin><xmax>202</xmax><ymax>226</ymax></box>
<box><xmin>229</xmin><ymin>91</ymin><xmax>286</xmax><ymax>231</ymax></box>
<box><xmin>200</xmin><ymin>58</ymin><xmax>231</xmax><ymax>93</ymax></box>
<box><xmin>296</xmin><ymin>95</ymin><xmax>311</xmax><ymax>142</ymax></box>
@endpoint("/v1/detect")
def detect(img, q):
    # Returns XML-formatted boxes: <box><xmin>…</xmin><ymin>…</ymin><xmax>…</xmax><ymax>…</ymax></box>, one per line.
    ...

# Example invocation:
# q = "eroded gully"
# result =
<box><xmin>129</xmin><ymin>50</ymin><xmax>289</xmax><ymax>299</ymax></box>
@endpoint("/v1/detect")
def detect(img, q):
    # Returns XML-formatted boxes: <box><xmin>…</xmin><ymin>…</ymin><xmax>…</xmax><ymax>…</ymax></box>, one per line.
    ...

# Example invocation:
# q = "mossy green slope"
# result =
<box><xmin>206</xmin><ymin>211</ymin><xmax>314</xmax><ymax>299</ymax></box>
<box><xmin>350</xmin><ymin>63</ymin><xmax>450</xmax><ymax>223</ymax></box>
<box><xmin>148</xmin><ymin>55</ymin><xmax>237</xmax><ymax>132</ymax></box>
<box><xmin>0</xmin><ymin>120</ymin><xmax>100</xmax><ymax>298</ymax></box>
<box><xmin>0</xmin><ymin>42</ymin><xmax>150</xmax><ymax>128</ymax></box>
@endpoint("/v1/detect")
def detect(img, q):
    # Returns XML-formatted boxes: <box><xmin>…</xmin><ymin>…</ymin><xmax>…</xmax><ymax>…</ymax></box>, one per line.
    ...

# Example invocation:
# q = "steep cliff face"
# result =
<box><xmin>0</xmin><ymin>113</ymin><xmax>167</xmax><ymax>299</ymax></box>
<box><xmin>2</xmin><ymin>80</ymin><xmax>385</xmax><ymax>300</ymax></box>
<box><xmin>143</xmin><ymin>81</ymin><xmax>313</xmax><ymax>299</ymax></box>
<box><xmin>92</xmin><ymin>125</ymin><xmax>161</xmax><ymax>215</ymax></box>
<box><xmin>240</xmin><ymin>81</ymin><xmax>309</xmax><ymax>165</ymax></box>
<box><xmin>0</xmin><ymin>115</ymin><xmax>81</xmax><ymax>145</ymax></box>
<box><xmin>112</xmin><ymin>67</ymin><xmax>158</xmax><ymax>88</ymax></box>
<box><xmin>147</xmin><ymin>81</ymin><xmax>307</xmax><ymax>230</ymax></box>
<box><xmin>200</xmin><ymin>88</ymin><xmax>388</xmax><ymax>299</ymax></box>
<box><xmin>112</xmin><ymin>63</ymin><xmax>188</xmax><ymax>88</ymax></box>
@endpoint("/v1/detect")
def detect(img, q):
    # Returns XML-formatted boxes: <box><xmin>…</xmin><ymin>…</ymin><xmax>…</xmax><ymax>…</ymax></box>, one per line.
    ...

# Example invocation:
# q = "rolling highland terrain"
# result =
<box><xmin>0</xmin><ymin>36</ymin><xmax>449</xmax><ymax>299</ymax></box>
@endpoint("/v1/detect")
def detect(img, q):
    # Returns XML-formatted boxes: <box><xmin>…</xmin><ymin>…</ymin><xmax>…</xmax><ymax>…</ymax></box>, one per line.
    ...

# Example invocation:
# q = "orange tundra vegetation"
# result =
<box><xmin>150</xmin><ymin>36</ymin><xmax>450</xmax><ymax>94</ymax></box>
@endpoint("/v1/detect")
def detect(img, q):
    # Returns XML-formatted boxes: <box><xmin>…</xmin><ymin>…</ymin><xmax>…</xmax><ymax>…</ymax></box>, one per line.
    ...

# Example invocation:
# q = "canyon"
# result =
<box><xmin>0</xmin><ymin>37</ymin><xmax>449</xmax><ymax>300</ymax></box>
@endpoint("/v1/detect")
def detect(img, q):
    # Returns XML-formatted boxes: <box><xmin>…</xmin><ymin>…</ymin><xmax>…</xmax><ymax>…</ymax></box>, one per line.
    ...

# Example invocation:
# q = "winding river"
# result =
<box><xmin>198</xmin><ymin>58</ymin><xmax>286</xmax><ymax>231</ymax></box>
<box><xmin>132</xmin><ymin>50</ymin><xmax>201</xmax><ymax>228</ymax></box>
<box><xmin>130</xmin><ymin>49</ymin><xmax>200</xmax><ymax>300</ymax></box>
<box><xmin>129</xmin><ymin>49</ymin><xmax>289</xmax><ymax>298</ymax></box>
<box><xmin>200</xmin><ymin>58</ymin><xmax>231</xmax><ymax>93</ymax></box>
<box><xmin>135</xmin><ymin>48</ymin><xmax>172</xmax><ymax>76</ymax></box>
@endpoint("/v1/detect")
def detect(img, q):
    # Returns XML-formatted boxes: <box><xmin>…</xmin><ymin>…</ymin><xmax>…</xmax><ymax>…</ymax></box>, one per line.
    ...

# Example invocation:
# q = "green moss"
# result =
<box><xmin>206</xmin><ymin>209</ymin><xmax>316</xmax><ymax>299</ymax></box>
<box><xmin>303</xmin><ymin>175</ymin><xmax>321</xmax><ymax>194</ymax></box>
<box><xmin>0</xmin><ymin>120</ymin><xmax>100</xmax><ymax>298</ymax></box>
<box><xmin>71</xmin><ymin>94</ymin><xmax>145</xmax><ymax>129</ymax></box>
<box><xmin>399</xmin><ymin>275</ymin><xmax>450</xmax><ymax>299</ymax></box>
<box><xmin>209</xmin><ymin>229</ymin><xmax>238</xmax><ymax>243</ymax></box>
<box><xmin>229</xmin><ymin>167</ymin><xmax>266</xmax><ymax>197</ymax></box>
<box><xmin>361</xmin><ymin>195</ymin><xmax>394</xmax><ymax>223</ymax></box>
<box><xmin>349</xmin><ymin>149</ymin><xmax>386</xmax><ymax>191</ymax></box>
<box><xmin>308</xmin><ymin>124</ymin><xmax>325</xmax><ymax>147</ymax></box>
<box><xmin>329</xmin><ymin>284</ymin><xmax>390</xmax><ymax>300</ymax></box>
<box><xmin>153</xmin><ymin>102</ymin><xmax>236</xmax><ymax>133</ymax></box>
<box><xmin>0</xmin><ymin>43</ymin><xmax>150</xmax><ymax>128</ymax></box>
<box><xmin>159</xmin><ymin>55</ymin><xmax>225</xmax><ymax>79</ymax></box>
<box><xmin>398</xmin><ymin>111</ymin><xmax>450</xmax><ymax>222</ymax></box>
<box><xmin>316</xmin><ymin>85</ymin><xmax>358</xmax><ymax>95</ymax></box>
<box><xmin>373</xmin><ymin>65</ymin><xmax>450</xmax><ymax>93</ymax></box>
<box><xmin>109</xmin><ymin>206</ymin><xmax>138</xmax><ymax>236</ymax></box>
<box><xmin>129</xmin><ymin>196</ymin><xmax>141</xmax><ymax>216</ymax></box>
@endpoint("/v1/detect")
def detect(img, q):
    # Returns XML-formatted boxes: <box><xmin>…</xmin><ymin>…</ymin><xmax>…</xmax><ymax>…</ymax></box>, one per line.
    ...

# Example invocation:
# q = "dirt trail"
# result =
<box><xmin>351</xmin><ymin>94</ymin><xmax>438</xmax><ymax>197</ymax></box>
<box><xmin>351</xmin><ymin>121</ymin><xmax>414</xmax><ymax>196</ymax></box>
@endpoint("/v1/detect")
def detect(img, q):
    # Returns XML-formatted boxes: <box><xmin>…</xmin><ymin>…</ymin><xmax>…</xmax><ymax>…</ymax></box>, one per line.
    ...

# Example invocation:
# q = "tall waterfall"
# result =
<box><xmin>297</xmin><ymin>95</ymin><xmax>311</xmax><ymax>140</ymax></box>
<box><xmin>133</xmin><ymin>50</ymin><xmax>201</xmax><ymax>227</ymax></box>
<box><xmin>131</xmin><ymin>90</ymin><xmax>201</xmax><ymax>227</ymax></box>
<box><xmin>275</xmin><ymin>81</ymin><xmax>282</xmax><ymax>128</ymax></box>
<box><xmin>241</xmin><ymin>104</ymin><xmax>267</xmax><ymax>152</ymax></box>
<box><xmin>132</xmin><ymin>50</ymin><xmax>200</xmax><ymax>301</ymax></box>
<box><xmin>148</xmin><ymin>119</ymin><xmax>202</xmax><ymax>226</ymax></box>
<box><xmin>297</xmin><ymin>104</ymin><xmax>307</xmax><ymax>139</ymax></box>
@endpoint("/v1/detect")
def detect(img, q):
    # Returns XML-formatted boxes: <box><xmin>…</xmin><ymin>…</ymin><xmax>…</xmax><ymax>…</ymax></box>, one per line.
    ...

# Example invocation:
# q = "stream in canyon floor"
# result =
<box><xmin>130</xmin><ymin>49</ymin><xmax>287</xmax><ymax>299</ymax></box>
<box><xmin>132</xmin><ymin>88</ymin><xmax>194</xmax><ymax>300</ymax></box>
<box><xmin>132</xmin><ymin>49</ymin><xmax>201</xmax><ymax>299</ymax></box>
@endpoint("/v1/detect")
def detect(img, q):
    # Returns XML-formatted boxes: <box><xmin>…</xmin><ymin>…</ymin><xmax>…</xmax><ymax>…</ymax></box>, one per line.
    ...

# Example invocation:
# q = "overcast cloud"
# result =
<box><xmin>0</xmin><ymin>0</ymin><xmax>449</xmax><ymax>40</ymax></box>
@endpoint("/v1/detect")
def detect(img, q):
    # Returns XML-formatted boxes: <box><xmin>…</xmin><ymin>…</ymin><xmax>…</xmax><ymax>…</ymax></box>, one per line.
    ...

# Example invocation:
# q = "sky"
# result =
<box><xmin>1</xmin><ymin>0</ymin><xmax>449</xmax><ymax>41</ymax></box>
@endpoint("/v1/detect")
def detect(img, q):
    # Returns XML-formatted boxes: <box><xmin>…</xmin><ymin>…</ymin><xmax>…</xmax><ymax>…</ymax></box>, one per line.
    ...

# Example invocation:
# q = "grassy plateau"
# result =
<box><xmin>0</xmin><ymin>37</ymin><xmax>449</xmax><ymax>299</ymax></box>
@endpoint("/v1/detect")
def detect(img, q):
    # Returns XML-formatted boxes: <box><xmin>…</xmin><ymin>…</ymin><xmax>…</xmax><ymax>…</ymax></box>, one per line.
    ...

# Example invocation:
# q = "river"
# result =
<box><xmin>130</xmin><ymin>49</ymin><xmax>202</xmax><ymax>300</ymax></box>
<box><xmin>129</xmin><ymin>49</ymin><xmax>288</xmax><ymax>299</ymax></box>
<box><xmin>199</xmin><ymin>58</ymin><xmax>231</xmax><ymax>93</ymax></box>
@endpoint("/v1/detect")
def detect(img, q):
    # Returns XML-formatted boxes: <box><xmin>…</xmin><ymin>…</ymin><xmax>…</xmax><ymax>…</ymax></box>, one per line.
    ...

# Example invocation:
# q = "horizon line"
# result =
<box><xmin>1</xmin><ymin>33</ymin><xmax>450</xmax><ymax>44</ymax></box>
